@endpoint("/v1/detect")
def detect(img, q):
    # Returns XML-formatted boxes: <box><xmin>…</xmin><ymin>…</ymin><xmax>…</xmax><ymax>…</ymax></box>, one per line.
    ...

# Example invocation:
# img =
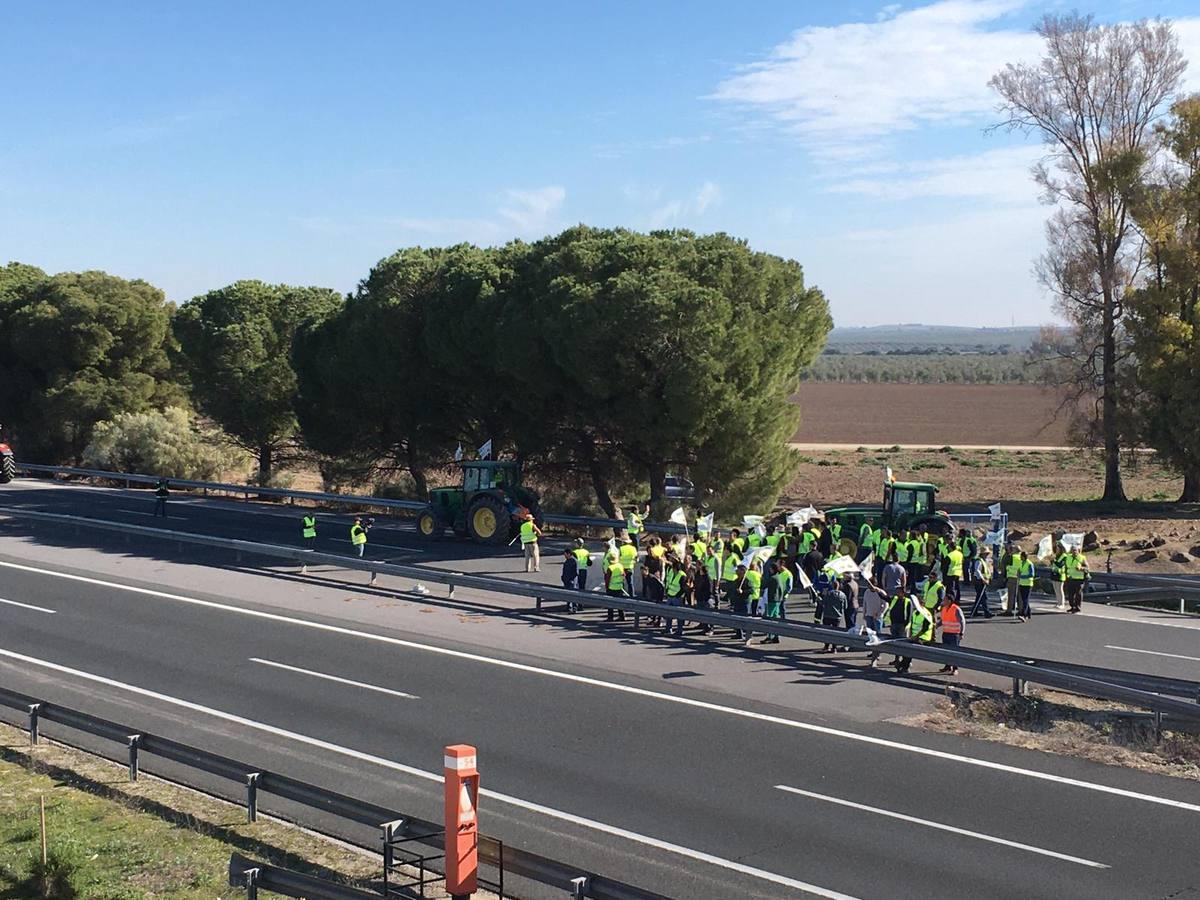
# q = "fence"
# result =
<box><xmin>2</xmin><ymin>504</ymin><xmax>1198</xmax><ymax>724</ymax></box>
<box><xmin>0</xmin><ymin>684</ymin><xmax>668</xmax><ymax>900</ymax></box>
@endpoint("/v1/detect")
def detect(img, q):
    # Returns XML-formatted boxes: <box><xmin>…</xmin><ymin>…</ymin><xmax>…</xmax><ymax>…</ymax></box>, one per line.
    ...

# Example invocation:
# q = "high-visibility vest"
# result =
<box><xmin>941</xmin><ymin>604</ymin><xmax>963</xmax><ymax>634</ymax></box>
<box><xmin>722</xmin><ymin>554</ymin><xmax>739</xmax><ymax>582</ymax></box>
<box><xmin>800</xmin><ymin>532</ymin><xmax>815</xmax><ymax>553</ymax></box>
<box><xmin>908</xmin><ymin>539</ymin><xmax>924</xmax><ymax>563</ymax></box>
<box><xmin>1019</xmin><ymin>560</ymin><xmax>1035</xmax><ymax>587</ymax></box>
<box><xmin>692</xmin><ymin>540</ymin><xmax>707</xmax><ymax>560</ymax></box>
<box><xmin>775</xmin><ymin>569</ymin><xmax>793</xmax><ymax>596</ymax></box>
<box><xmin>1052</xmin><ymin>553</ymin><xmax>1067</xmax><ymax>582</ymax></box>
<box><xmin>350</xmin><ymin>524</ymin><xmax>367</xmax><ymax>546</ymax></box>
<box><xmin>947</xmin><ymin>549</ymin><xmax>964</xmax><ymax>578</ymax></box>
<box><xmin>1065</xmin><ymin>552</ymin><xmax>1088</xmax><ymax>580</ymax></box>
<box><xmin>766</xmin><ymin>532</ymin><xmax>782</xmax><ymax>549</ymax></box>
<box><xmin>606</xmin><ymin>563</ymin><xmax>626</xmax><ymax>591</ymax></box>
<box><xmin>878</xmin><ymin>537</ymin><xmax>894</xmax><ymax>561</ymax></box>
<box><xmin>909</xmin><ymin>605</ymin><xmax>934</xmax><ymax>642</ymax></box>
<box><xmin>1005</xmin><ymin>558</ymin><xmax>1021</xmax><ymax>579</ymax></box>
<box><xmin>747</xmin><ymin>532</ymin><xmax>762</xmax><ymax>549</ymax></box>
<box><xmin>895</xmin><ymin>539</ymin><xmax>910</xmax><ymax>563</ymax></box>
<box><xmin>520</xmin><ymin>520</ymin><xmax>537</xmax><ymax>544</ymax></box>
<box><xmin>859</xmin><ymin>522</ymin><xmax>873</xmax><ymax>545</ymax></box>
<box><xmin>829</xmin><ymin>524</ymin><xmax>842</xmax><ymax>544</ymax></box>
<box><xmin>962</xmin><ymin>536</ymin><xmax>978</xmax><ymax>557</ymax></box>
<box><xmin>649</xmin><ymin>544</ymin><xmax>665</xmax><ymax>559</ymax></box>
<box><xmin>302</xmin><ymin>516</ymin><xmax>316</xmax><ymax>538</ymax></box>
<box><xmin>886</xmin><ymin>594</ymin><xmax>906</xmax><ymax>626</ymax></box>
<box><xmin>730</xmin><ymin>537</ymin><xmax>746</xmax><ymax>555</ymax></box>
<box><xmin>922</xmin><ymin>579</ymin><xmax>943</xmax><ymax>610</ymax></box>
<box><xmin>745</xmin><ymin>569</ymin><xmax>762</xmax><ymax>596</ymax></box>
<box><xmin>619</xmin><ymin>544</ymin><xmax>637</xmax><ymax>570</ymax></box>
<box><xmin>706</xmin><ymin>552</ymin><xmax>721</xmax><ymax>581</ymax></box>
<box><xmin>626</xmin><ymin>513</ymin><xmax>643</xmax><ymax>535</ymax></box>
<box><xmin>665</xmin><ymin>569</ymin><xmax>685</xmax><ymax>597</ymax></box>
<box><xmin>711</xmin><ymin>538</ymin><xmax>724</xmax><ymax>556</ymax></box>
<box><xmin>572</xmin><ymin>548</ymin><xmax>591</xmax><ymax>570</ymax></box>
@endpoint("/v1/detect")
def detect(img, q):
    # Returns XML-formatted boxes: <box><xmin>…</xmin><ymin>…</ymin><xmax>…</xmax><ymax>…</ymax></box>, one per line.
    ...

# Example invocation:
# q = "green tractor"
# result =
<box><xmin>415</xmin><ymin>460</ymin><xmax>541</xmax><ymax>545</ymax></box>
<box><xmin>824</xmin><ymin>480</ymin><xmax>953</xmax><ymax>557</ymax></box>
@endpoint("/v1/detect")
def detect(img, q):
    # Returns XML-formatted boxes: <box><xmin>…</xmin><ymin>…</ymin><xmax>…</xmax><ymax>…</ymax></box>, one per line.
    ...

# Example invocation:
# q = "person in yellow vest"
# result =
<box><xmin>721</xmin><ymin>548</ymin><xmax>740</xmax><ymax>611</ymax></box>
<box><xmin>626</xmin><ymin>503</ymin><xmax>648</xmax><ymax>549</ymax></box>
<box><xmin>944</xmin><ymin>541</ymin><xmax>965</xmax><ymax>603</ymax></box>
<box><xmin>1064</xmin><ymin>546</ymin><xmax>1089</xmax><ymax>614</ymax></box>
<box><xmin>571</xmin><ymin>538</ymin><xmax>592</xmax><ymax>591</ymax></box>
<box><xmin>520</xmin><ymin>514</ymin><xmax>543</xmax><ymax>573</ymax></box>
<box><xmin>350</xmin><ymin>517</ymin><xmax>369</xmax><ymax>558</ymax></box>
<box><xmin>1016</xmin><ymin>550</ymin><xmax>1035</xmax><ymax>622</ymax></box>
<box><xmin>938</xmin><ymin>596</ymin><xmax>966</xmax><ymax>674</ymax></box>
<box><xmin>827</xmin><ymin>515</ymin><xmax>843</xmax><ymax>552</ymax></box>
<box><xmin>897</xmin><ymin>595</ymin><xmax>934</xmax><ymax>674</ymax></box>
<box><xmin>1003</xmin><ymin>545</ymin><xmax>1022</xmax><ymax>616</ymax></box>
<box><xmin>301</xmin><ymin>514</ymin><xmax>317</xmax><ymax>549</ymax></box>
<box><xmin>729</xmin><ymin>528</ymin><xmax>746</xmax><ymax>557</ymax></box>
<box><xmin>604</xmin><ymin>556</ymin><xmax>628</xmax><ymax>622</ymax></box>
<box><xmin>1050</xmin><ymin>540</ymin><xmax>1068</xmax><ymax>610</ymax></box>
<box><xmin>663</xmin><ymin>559</ymin><xmax>688</xmax><ymax>636</ymax></box>
<box><xmin>618</xmin><ymin>536</ymin><xmax>638</xmax><ymax>595</ymax></box>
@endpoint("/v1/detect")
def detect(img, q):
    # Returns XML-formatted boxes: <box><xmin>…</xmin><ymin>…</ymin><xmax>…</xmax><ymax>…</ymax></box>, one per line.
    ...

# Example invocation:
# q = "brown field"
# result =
<box><xmin>793</xmin><ymin>383</ymin><xmax>1071</xmax><ymax>446</ymax></box>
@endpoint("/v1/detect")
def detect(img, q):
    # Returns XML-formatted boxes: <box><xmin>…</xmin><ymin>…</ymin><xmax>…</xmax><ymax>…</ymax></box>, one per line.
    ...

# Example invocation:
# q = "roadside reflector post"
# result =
<box><xmin>127</xmin><ymin>734</ymin><xmax>141</xmax><ymax>781</ymax></box>
<box><xmin>443</xmin><ymin>744</ymin><xmax>478</xmax><ymax>899</ymax></box>
<box><xmin>28</xmin><ymin>703</ymin><xmax>41</xmax><ymax>747</ymax></box>
<box><xmin>246</xmin><ymin>773</ymin><xmax>260</xmax><ymax>822</ymax></box>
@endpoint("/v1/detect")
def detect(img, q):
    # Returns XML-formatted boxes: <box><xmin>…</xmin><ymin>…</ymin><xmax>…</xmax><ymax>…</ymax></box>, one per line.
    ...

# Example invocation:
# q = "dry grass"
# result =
<box><xmin>901</xmin><ymin>687</ymin><xmax>1200</xmax><ymax>781</ymax></box>
<box><xmin>0</xmin><ymin>722</ymin><xmax>489</xmax><ymax>899</ymax></box>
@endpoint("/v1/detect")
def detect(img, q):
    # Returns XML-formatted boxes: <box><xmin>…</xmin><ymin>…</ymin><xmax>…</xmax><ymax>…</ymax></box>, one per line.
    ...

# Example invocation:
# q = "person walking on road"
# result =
<box><xmin>861</xmin><ymin>579</ymin><xmax>887</xmax><ymax>666</ymax></box>
<box><xmin>349</xmin><ymin>517</ymin><xmax>369</xmax><ymax>558</ymax></box>
<box><xmin>944</xmin><ymin>539</ymin><xmax>965</xmax><ymax>603</ymax></box>
<box><xmin>820</xmin><ymin>581</ymin><xmax>847</xmax><ymax>653</ymax></box>
<box><xmin>663</xmin><ymin>558</ymin><xmax>687</xmax><ymax>636</ymax></box>
<box><xmin>897</xmin><ymin>597</ymin><xmax>935</xmax><ymax>674</ymax></box>
<box><xmin>968</xmin><ymin>549</ymin><xmax>994</xmax><ymax>618</ymax></box>
<box><xmin>1064</xmin><ymin>546</ymin><xmax>1089</xmax><ymax>613</ymax></box>
<box><xmin>561</xmin><ymin>549</ymin><xmax>578</xmax><ymax>607</ymax></box>
<box><xmin>731</xmin><ymin>564</ymin><xmax>752</xmax><ymax>641</ymax></box>
<box><xmin>572</xmin><ymin>539</ymin><xmax>592</xmax><ymax>593</ymax></box>
<box><xmin>520</xmin><ymin>514</ymin><xmax>543</xmax><ymax>573</ymax></box>
<box><xmin>1016</xmin><ymin>550</ymin><xmax>1035</xmax><ymax>622</ymax></box>
<box><xmin>618</xmin><ymin>536</ymin><xmax>638</xmax><ymax>596</ymax></box>
<box><xmin>938</xmin><ymin>596</ymin><xmax>966</xmax><ymax>674</ymax></box>
<box><xmin>604</xmin><ymin>557</ymin><xmax>628</xmax><ymax>622</ymax></box>
<box><xmin>153</xmin><ymin>478</ymin><xmax>170</xmax><ymax>517</ymax></box>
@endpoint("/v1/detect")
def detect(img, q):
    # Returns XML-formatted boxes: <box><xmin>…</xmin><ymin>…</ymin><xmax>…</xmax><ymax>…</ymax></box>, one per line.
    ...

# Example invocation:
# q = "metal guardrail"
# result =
<box><xmin>229</xmin><ymin>854</ymin><xmax>380</xmax><ymax>900</ymax></box>
<box><xmin>2</xmin><ymin>505</ymin><xmax>1198</xmax><ymax>722</ymax></box>
<box><xmin>0</xmin><ymin>685</ymin><xmax>667</xmax><ymax>900</ymax></box>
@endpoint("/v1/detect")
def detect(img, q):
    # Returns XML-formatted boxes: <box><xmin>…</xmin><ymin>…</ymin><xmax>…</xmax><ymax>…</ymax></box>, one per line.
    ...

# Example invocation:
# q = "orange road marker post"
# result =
<box><xmin>444</xmin><ymin>743</ymin><xmax>479</xmax><ymax>899</ymax></box>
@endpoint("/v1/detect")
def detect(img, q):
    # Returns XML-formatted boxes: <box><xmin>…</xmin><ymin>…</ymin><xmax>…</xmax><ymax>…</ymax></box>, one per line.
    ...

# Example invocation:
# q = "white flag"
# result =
<box><xmin>1061</xmin><ymin>532</ymin><xmax>1084</xmax><ymax>550</ymax></box>
<box><xmin>741</xmin><ymin>545</ymin><xmax>774</xmax><ymax>569</ymax></box>
<box><xmin>742</xmin><ymin>514</ymin><xmax>765</xmax><ymax>528</ymax></box>
<box><xmin>669</xmin><ymin>507</ymin><xmax>688</xmax><ymax>526</ymax></box>
<box><xmin>454</xmin><ymin>443</ymin><xmax>464</xmax><ymax>462</ymax></box>
<box><xmin>827</xmin><ymin>555</ymin><xmax>859</xmax><ymax>576</ymax></box>
<box><xmin>696</xmin><ymin>512</ymin><xmax>714</xmax><ymax>534</ymax></box>
<box><xmin>988</xmin><ymin>502</ymin><xmax>1003</xmax><ymax>517</ymax></box>
<box><xmin>754</xmin><ymin>524</ymin><xmax>767</xmax><ymax>539</ymax></box>
<box><xmin>477</xmin><ymin>438</ymin><xmax>493</xmax><ymax>459</ymax></box>
<box><xmin>1036</xmin><ymin>535</ymin><xmax>1053</xmax><ymax>561</ymax></box>
<box><xmin>885</xmin><ymin>466</ymin><xmax>895</xmax><ymax>483</ymax></box>
<box><xmin>858</xmin><ymin>552</ymin><xmax>875</xmax><ymax>578</ymax></box>
<box><xmin>787</xmin><ymin>505</ymin><xmax>820</xmax><ymax>526</ymax></box>
<box><xmin>984</xmin><ymin>530</ymin><xmax>1005</xmax><ymax>546</ymax></box>
<box><xmin>797</xmin><ymin>567</ymin><xmax>813</xmax><ymax>589</ymax></box>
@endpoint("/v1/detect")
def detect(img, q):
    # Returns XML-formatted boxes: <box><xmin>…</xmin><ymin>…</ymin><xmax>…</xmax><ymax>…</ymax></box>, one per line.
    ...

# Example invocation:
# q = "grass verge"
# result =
<box><xmin>0</xmin><ymin>722</ymin><xmax>461</xmax><ymax>898</ymax></box>
<box><xmin>900</xmin><ymin>687</ymin><xmax>1200</xmax><ymax>781</ymax></box>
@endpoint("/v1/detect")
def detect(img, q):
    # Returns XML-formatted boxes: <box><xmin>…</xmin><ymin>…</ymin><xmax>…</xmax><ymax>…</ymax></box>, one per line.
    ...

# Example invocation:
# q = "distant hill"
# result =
<box><xmin>827</xmin><ymin>324</ymin><xmax>1040</xmax><ymax>353</ymax></box>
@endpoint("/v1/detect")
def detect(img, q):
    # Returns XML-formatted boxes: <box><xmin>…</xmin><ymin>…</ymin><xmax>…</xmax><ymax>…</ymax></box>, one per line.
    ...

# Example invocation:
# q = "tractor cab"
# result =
<box><xmin>418</xmin><ymin>459</ymin><xmax>540</xmax><ymax>545</ymax></box>
<box><xmin>884</xmin><ymin>481</ymin><xmax>937</xmax><ymax>528</ymax></box>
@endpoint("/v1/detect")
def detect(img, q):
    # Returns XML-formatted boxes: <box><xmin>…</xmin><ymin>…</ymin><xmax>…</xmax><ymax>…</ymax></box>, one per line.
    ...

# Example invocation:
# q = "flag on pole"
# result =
<box><xmin>984</xmin><ymin>530</ymin><xmax>1005</xmax><ymax>546</ymax></box>
<box><xmin>827</xmin><ymin>555</ymin><xmax>859</xmax><ymax>576</ymax></box>
<box><xmin>858</xmin><ymin>552</ymin><xmax>875</xmax><ymax>578</ymax></box>
<box><xmin>1061</xmin><ymin>532</ymin><xmax>1084</xmax><ymax>550</ymax></box>
<box><xmin>1036</xmin><ymin>535</ymin><xmax>1053</xmax><ymax>560</ymax></box>
<box><xmin>696</xmin><ymin>512</ymin><xmax>714</xmax><ymax>534</ymax></box>
<box><xmin>796</xmin><ymin>567</ymin><xmax>812</xmax><ymax>590</ymax></box>
<box><xmin>988</xmin><ymin>502</ymin><xmax>1003</xmax><ymax>518</ymax></box>
<box><xmin>453</xmin><ymin>443</ymin><xmax>464</xmax><ymax>462</ymax></box>
<box><xmin>885</xmin><ymin>466</ymin><xmax>895</xmax><ymax>484</ymax></box>
<box><xmin>742</xmin><ymin>514</ymin><xmax>765</xmax><ymax>528</ymax></box>
<box><xmin>669</xmin><ymin>507</ymin><xmax>688</xmax><ymax>526</ymax></box>
<box><xmin>787</xmin><ymin>506</ymin><xmax>821</xmax><ymax>526</ymax></box>
<box><xmin>476</xmin><ymin>438</ymin><xmax>493</xmax><ymax>459</ymax></box>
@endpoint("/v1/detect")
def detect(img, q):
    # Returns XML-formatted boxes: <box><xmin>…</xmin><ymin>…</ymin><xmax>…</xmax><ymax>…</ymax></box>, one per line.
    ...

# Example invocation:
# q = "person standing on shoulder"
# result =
<box><xmin>1051</xmin><ymin>541</ymin><xmax>1068</xmax><ymax>610</ymax></box>
<box><xmin>626</xmin><ymin>503</ymin><xmax>647</xmax><ymax>549</ymax></box>
<box><xmin>619</xmin><ymin>536</ymin><xmax>639</xmax><ymax>597</ymax></box>
<box><xmin>520</xmin><ymin>514</ymin><xmax>543</xmax><ymax>573</ymax></box>
<box><xmin>819</xmin><ymin>581</ymin><xmax>847</xmax><ymax>653</ymax></box>
<box><xmin>663</xmin><ymin>558</ymin><xmax>687</xmax><ymax>636</ymax></box>
<box><xmin>604</xmin><ymin>555</ymin><xmax>628</xmax><ymax>622</ymax></box>
<box><xmin>898</xmin><ymin>597</ymin><xmax>935</xmax><ymax>674</ymax></box>
<box><xmin>153</xmin><ymin>478</ymin><xmax>170</xmax><ymax>517</ymax></box>
<box><xmin>561</xmin><ymin>549</ymin><xmax>579</xmax><ymax>610</ymax></box>
<box><xmin>572</xmin><ymin>539</ymin><xmax>592</xmax><ymax>593</ymax></box>
<box><xmin>301</xmin><ymin>513</ymin><xmax>317</xmax><ymax>550</ymax></box>
<box><xmin>1064</xmin><ymin>545</ymin><xmax>1089</xmax><ymax>614</ymax></box>
<box><xmin>938</xmin><ymin>595</ymin><xmax>966</xmax><ymax>674</ymax></box>
<box><xmin>1016</xmin><ymin>550</ymin><xmax>1035</xmax><ymax>622</ymax></box>
<box><xmin>1003</xmin><ymin>545</ymin><xmax>1021</xmax><ymax>616</ymax></box>
<box><xmin>945</xmin><ymin>539</ymin><xmax>965</xmax><ymax>603</ymax></box>
<box><xmin>968</xmin><ymin>549</ymin><xmax>994</xmax><ymax>618</ymax></box>
<box><xmin>350</xmin><ymin>517</ymin><xmax>369</xmax><ymax>558</ymax></box>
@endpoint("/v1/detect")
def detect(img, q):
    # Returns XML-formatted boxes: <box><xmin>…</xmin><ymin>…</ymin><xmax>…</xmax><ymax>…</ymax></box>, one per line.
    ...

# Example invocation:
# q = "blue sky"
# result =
<box><xmin>4</xmin><ymin>1</ymin><xmax>1200</xmax><ymax>326</ymax></box>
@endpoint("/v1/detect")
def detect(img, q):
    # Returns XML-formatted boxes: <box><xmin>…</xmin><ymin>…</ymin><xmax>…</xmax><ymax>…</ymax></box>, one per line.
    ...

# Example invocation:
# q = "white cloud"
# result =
<box><xmin>649</xmin><ymin>181</ymin><xmax>722</xmax><ymax>227</ymax></box>
<box><xmin>827</xmin><ymin>144</ymin><xmax>1042</xmax><ymax>201</ymax></box>
<box><xmin>712</xmin><ymin>0</ymin><xmax>1040</xmax><ymax>155</ymax></box>
<box><xmin>497</xmin><ymin>186</ymin><xmax>566</xmax><ymax>232</ymax></box>
<box><xmin>694</xmin><ymin>181</ymin><xmax>722</xmax><ymax>214</ymax></box>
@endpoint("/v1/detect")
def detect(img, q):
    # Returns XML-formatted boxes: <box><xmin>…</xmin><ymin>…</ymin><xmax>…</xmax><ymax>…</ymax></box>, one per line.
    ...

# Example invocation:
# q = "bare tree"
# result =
<box><xmin>991</xmin><ymin>14</ymin><xmax>1185</xmax><ymax>501</ymax></box>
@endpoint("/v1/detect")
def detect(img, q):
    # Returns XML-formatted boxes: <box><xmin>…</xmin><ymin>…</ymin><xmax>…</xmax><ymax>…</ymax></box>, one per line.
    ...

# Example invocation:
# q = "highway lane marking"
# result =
<box><xmin>0</xmin><ymin>597</ymin><xmax>56</xmax><ymax>614</ymax></box>
<box><xmin>775</xmin><ymin>786</ymin><xmax>1109</xmax><ymax>869</ymax></box>
<box><xmin>249</xmin><ymin>658</ymin><xmax>419</xmax><ymax>700</ymax></box>
<box><xmin>1105</xmin><ymin>645</ymin><xmax>1200</xmax><ymax>663</ymax></box>
<box><xmin>0</xmin><ymin>647</ymin><xmax>856</xmax><ymax>900</ymax></box>
<box><xmin>2</xmin><ymin>559</ymin><xmax>1200</xmax><ymax>815</ymax></box>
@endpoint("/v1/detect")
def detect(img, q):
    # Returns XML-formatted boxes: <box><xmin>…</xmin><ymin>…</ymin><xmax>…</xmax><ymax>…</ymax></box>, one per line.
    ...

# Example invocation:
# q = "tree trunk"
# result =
<box><xmin>1100</xmin><ymin>285</ymin><xmax>1127</xmax><ymax>501</ymax></box>
<box><xmin>1181</xmin><ymin>468</ymin><xmax>1200</xmax><ymax>503</ymax></box>
<box><xmin>406</xmin><ymin>446</ymin><xmax>428</xmax><ymax>498</ymax></box>
<box><xmin>588</xmin><ymin>461</ymin><xmax>617</xmax><ymax>520</ymax></box>
<box><xmin>257</xmin><ymin>445</ymin><xmax>273</xmax><ymax>486</ymax></box>
<box><xmin>648</xmin><ymin>462</ymin><xmax>667</xmax><ymax>515</ymax></box>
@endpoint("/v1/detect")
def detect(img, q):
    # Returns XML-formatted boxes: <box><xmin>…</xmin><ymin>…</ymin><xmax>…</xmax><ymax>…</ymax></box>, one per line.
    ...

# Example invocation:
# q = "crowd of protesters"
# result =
<box><xmin>557</xmin><ymin>511</ymin><xmax>1091</xmax><ymax>674</ymax></box>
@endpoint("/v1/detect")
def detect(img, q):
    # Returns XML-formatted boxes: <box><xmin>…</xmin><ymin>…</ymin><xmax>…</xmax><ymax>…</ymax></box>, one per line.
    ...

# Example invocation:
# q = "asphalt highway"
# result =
<box><xmin>0</xmin><ymin>480</ymin><xmax>1198</xmax><ymax>897</ymax></box>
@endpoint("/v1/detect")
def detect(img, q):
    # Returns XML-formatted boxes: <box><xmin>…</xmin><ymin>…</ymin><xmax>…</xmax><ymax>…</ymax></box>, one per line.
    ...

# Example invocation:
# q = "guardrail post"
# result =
<box><xmin>1154</xmin><ymin>710</ymin><xmax>1163</xmax><ymax>742</ymax></box>
<box><xmin>381</xmin><ymin>819</ymin><xmax>404</xmax><ymax>894</ymax></box>
<box><xmin>246</xmin><ymin>773</ymin><xmax>260</xmax><ymax>823</ymax></box>
<box><xmin>570</xmin><ymin>875</ymin><xmax>589</xmax><ymax>899</ymax></box>
<box><xmin>28</xmin><ymin>703</ymin><xmax>41</xmax><ymax>747</ymax></box>
<box><xmin>126</xmin><ymin>734</ymin><xmax>141</xmax><ymax>781</ymax></box>
<box><xmin>1011</xmin><ymin>677</ymin><xmax>1024</xmax><ymax>698</ymax></box>
<box><xmin>369</xmin><ymin>569</ymin><xmax>378</xmax><ymax>586</ymax></box>
<box><xmin>448</xmin><ymin>583</ymin><xmax>455</xmax><ymax>599</ymax></box>
<box><xmin>536</xmin><ymin>595</ymin><xmax>542</xmax><ymax>610</ymax></box>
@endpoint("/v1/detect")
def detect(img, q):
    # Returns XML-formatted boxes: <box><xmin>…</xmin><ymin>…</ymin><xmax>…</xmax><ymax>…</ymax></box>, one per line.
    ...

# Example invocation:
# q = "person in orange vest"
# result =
<box><xmin>938</xmin><ymin>595</ymin><xmax>966</xmax><ymax>674</ymax></box>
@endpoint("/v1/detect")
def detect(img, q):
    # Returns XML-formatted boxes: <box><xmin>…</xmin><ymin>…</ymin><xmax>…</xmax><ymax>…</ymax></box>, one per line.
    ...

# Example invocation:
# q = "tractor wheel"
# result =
<box><xmin>467</xmin><ymin>495</ymin><xmax>510</xmax><ymax>545</ymax></box>
<box><xmin>415</xmin><ymin>506</ymin><xmax>443</xmax><ymax>540</ymax></box>
<box><xmin>0</xmin><ymin>455</ymin><xmax>14</xmax><ymax>484</ymax></box>
<box><xmin>837</xmin><ymin>537</ymin><xmax>858</xmax><ymax>558</ymax></box>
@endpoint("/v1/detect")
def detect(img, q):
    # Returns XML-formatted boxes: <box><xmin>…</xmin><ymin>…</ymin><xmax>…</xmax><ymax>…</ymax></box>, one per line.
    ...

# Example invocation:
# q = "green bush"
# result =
<box><xmin>81</xmin><ymin>407</ymin><xmax>235</xmax><ymax>480</ymax></box>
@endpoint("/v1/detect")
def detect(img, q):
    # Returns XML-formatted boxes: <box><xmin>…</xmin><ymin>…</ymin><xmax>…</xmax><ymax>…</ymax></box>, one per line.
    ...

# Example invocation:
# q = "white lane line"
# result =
<box><xmin>0</xmin><ymin>647</ymin><xmax>854</xmax><ymax>900</ymax></box>
<box><xmin>775</xmin><ymin>786</ymin><xmax>1109</xmax><ymax>869</ymax></box>
<box><xmin>1105</xmin><ymin>645</ymin><xmax>1200</xmax><ymax>663</ymax></box>
<box><xmin>1</xmin><ymin>559</ymin><xmax>1199</xmax><ymax>815</ymax></box>
<box><xmin>249</xmin><ymin>657</ymin><xmax>418</xmax><ymax>700</ymax></box>
<box><xmin>0</xmin><ymin>597</ymin><xmax>56</xmax><ymax>614</ymax></box>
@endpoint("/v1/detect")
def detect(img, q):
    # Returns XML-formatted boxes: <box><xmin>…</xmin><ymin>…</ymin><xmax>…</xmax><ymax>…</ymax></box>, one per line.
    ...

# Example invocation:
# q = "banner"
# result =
<box><xmin>696</xmin><ymin>512</ymin><xmax>714</xmax><ymax>534</ymax></box>
<box><xmin>742</xmin><ymin>514</ymin><xmax>765</xmax><ymax>528</ymax></box>
<box><xmin>1036</xmin><ymin>535</ymin><xmax>1053</xmax><ymax>561</ymax></box>
<box><xmin>826</xmin><ymin>555</ymin><xmax>859</xmax><ymax>576</ymax></box>
<box><xmin>984</xmin><ymin>531</ymin><xmax>1005</xmax><ymax>546</ymax></box>
<box><xmin>988</xmin><ymin>502</ymin><xmax>1003</xmax><ymax>517</ymax></box>
<box><xmin>1061</xmin><ymin>532</ymin><xmax>1084</xmax><ymax>550</ymax></box>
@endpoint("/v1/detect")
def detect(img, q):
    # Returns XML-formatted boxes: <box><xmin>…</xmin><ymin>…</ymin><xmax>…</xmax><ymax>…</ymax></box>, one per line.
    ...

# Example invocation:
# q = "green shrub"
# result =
<box><xmin>81</xmin><ymin>407</ymin><xmax>236</xmax><ymax>480</ymax></box>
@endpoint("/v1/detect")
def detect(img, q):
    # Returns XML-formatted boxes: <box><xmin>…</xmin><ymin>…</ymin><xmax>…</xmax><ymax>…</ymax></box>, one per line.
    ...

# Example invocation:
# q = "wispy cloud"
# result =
<box><xmin>593</xmin><ymin>134</ymin><xmax>713</xmax><ymax>159</ymax></box>
<box><xmin>827</xmin><ymin>144</ymin><xmax>1042</xmax><ymax>201</ymax></box>
<box><xmin>648</xmin><ymin>181</ymin><xmax>722</xmax><ymax>227</ymax></box>
<box><xmin>497</xmin><ymin>186</ymin><xmax>566</xmax><ymax>231</ymax></box>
